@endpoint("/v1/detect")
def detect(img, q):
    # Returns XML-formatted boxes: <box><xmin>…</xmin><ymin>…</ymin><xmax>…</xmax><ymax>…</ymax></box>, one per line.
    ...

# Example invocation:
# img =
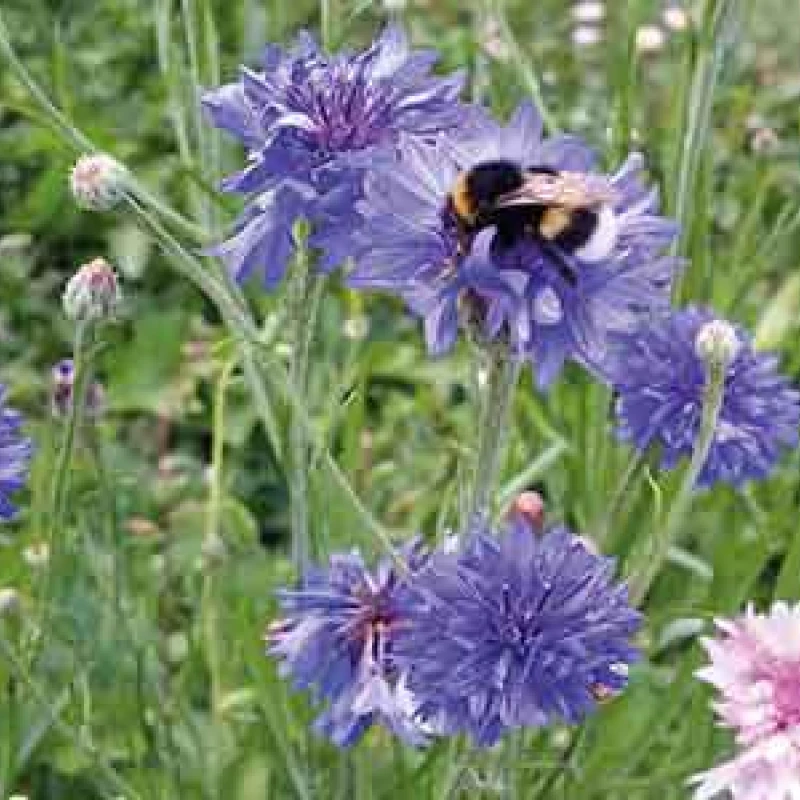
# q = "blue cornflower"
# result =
<box><xmin>266</xmin><ymin>543</ymin><xmax>429</xmax><ymax>747</ymax></box>
<box><xmin>394</xmin><ymin>519</ymin><xmax>641</xmax><ymax>746</ymax></box>
<box><xmin>203</xmin><ymin>26</ymin><xmax>470</xmax><ymax>287</ymax></box>
<box><xmin>0</xmin><ymin>386</ymin><xmax>32</xmax><ymax>520</ymax></box>
<box><xmin>348</xmin><ymin>102</ymin><xmax>681</xmax><ymax>387</ymax></box>
<box><xmin>610</xmin><ymin>307</ymin><xmax>800</xmax><ymax>488</ymax></box>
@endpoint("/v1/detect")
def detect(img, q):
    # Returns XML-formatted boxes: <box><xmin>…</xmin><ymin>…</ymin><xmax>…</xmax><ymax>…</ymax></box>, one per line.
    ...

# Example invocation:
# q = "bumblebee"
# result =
<box><xmin>447</xmin><ymin>160</ymin><xmax>619</xmax><ymax>282</ymax></box>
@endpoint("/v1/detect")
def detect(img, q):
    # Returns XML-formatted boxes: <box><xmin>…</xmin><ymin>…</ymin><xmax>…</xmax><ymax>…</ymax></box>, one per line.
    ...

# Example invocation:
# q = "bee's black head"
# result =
<box><xmin>466</xmin><ymin>161</ymin><xmax>526</xmax><ymax>209</ymax></box>
<box><xmin>450</xmin><ymin>160</ymin><xmax>525</xmax><ymax>230</ymax></box>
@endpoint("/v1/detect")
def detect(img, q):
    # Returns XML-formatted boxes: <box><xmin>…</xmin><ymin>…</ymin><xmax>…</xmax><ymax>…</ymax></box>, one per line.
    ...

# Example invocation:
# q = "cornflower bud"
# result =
<box><xmin>695</xmin><ymin>319</ymin><xmax>740</xmax><ymax>370</ymax></box>
<box><xmin>70</xmin><ymin>153</ymin><xmax>129</xmax><ymax>211</ymax></box>
<box><xmin>63</xmin><ymin>257</ymin><xmax>121</xmax><ymax>323</ymax></box>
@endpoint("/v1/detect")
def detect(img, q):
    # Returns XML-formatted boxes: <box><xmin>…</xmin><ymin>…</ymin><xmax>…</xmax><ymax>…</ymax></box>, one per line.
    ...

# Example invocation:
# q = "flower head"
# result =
<box><xmin>611</xmin><ymin>307</ymin><xmax>800</xmax><ymax>487</ymax></box>
<box><xmin>203</xmin><ymin>26</ymin><xmax>469</xmax><ymax>287</ymax></box>
<box><xmin>690</xmin><ymin>603</ymin><xmax>800</xmax><ymax>800</ymax></box>
<box><xmin>70</xmin><ymin>153</ymin><xmax>129</xmax><ymax>211</ymax></box>
<box><xmin>266</xmin><ymin>542</ymin><xmax>429</xmax><ymax>747</ymax></box>
<box><xmin>348</xmin><ymin>102</ymin><xmax>680</xmax><ymax>387</ymax></box>
<box><xmin>394</xmin><ymin>519</ymin><xmax>641</xmax><ymax>746</ymax></box>
<box><xmin>62</xmin><ymin>258</ymin><xmax>121</xmax><ymax>323</ymax></box>
<box><xmin>0</xmin><ymin>387</ymin><xmax>32</xmax><ymax>521</ymax></box>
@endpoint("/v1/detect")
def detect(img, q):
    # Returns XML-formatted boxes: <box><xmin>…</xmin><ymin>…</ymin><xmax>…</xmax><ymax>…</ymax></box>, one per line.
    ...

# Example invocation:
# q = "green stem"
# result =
<box><xmin>35</xmin><ymin>323</ymin><xmax>93</xmax><ymax>661</ymax></box>
<box><xmin>597</xmin><ymin>448</ymin><xmax>648</xmax><ymax>546</ymax></box>
<box><xmin>202</xmin><ymin>358</ymin><xmax>236</xmax><ymax>719</ymax></box>
<box><xmin>206</xmin><ymin>359</ymin><xmax>235</xmax><ymax>546</ymax></box>
<box><xmin>86</xmin><ymin>425</ymin><xmax>124</xmax><ymax>616</ymax></box>
<box><xmin>49</xmin><ymin>323</ymin><xmax>93</xmax><ymax>539</ymax></box>
<box><xmin>503</xmin><ymin>730</ymin><xmax>523</xmax><ymax>799</ymax></box>
<box><xmin>671</xmin><ymin>0</ymin><xmax>740</xmax><ymax>300</ymax></box>
<box><xmin>320</xmin><ymin>0</ymin><xmax>335</xmax><ymax>50</ymax></box>
<box><xmin>0</xmin><ymin>12</ymin><xmax>206</xmax><ymax>245</ymax></box>
<box><xmin>535</xmin><ymin>728</ymin><xmax>583</xmax><ymax>798</ymax></box>
<box><xmin>127</xmin><ymin>183</ymin><xmax>208</xmax><ymax>244</ymax></box>
<box><xmin>0</xmin><ymin>12</ymin><xmax>94</xmax><ymax>152</ymax></box>
<box><xmin>465</xmin><ymin>347</ymin><xmax>521</xmax><ymax>531</ymax></box>
<box><xmin>486</xmin><ymin>0</ymin><xmax>559</xmax><ymax>134</ymax></box>
<box><xmin>630</xmin><ymin>361</ymin><xmax>727</xmax><ymax>606</ymax></box>
<box><xmin>287</xmin><ymin>245</ymin><xmax>325</xmax><ymax>575</ymax></box>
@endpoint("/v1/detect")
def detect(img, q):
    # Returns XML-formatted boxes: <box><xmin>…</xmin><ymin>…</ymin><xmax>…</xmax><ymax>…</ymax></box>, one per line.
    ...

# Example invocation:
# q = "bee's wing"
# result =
<box><xmin>496</xmin><ymin>172</ymin><xmax>617</xmax><ymax>209</ymax></box>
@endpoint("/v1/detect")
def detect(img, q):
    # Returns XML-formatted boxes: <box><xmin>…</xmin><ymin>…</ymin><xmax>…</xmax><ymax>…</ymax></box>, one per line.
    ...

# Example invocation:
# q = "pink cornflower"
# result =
<box><xmin>691</xmin><ymin>602</ymin><xmax>800</xmax><ymax>799</ymax></box>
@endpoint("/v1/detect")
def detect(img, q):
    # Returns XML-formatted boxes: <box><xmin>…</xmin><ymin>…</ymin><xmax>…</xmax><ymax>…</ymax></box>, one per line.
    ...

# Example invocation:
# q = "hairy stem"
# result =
<box><xmin>597</xmin><ymin>448</ymin><xmax>649</xmax><ymax>546</ymax></box>
<box><xmin>287</xmin><ymin>244</ymin><xmax>325</xmax><ymax>575</ymax></box>
<box><xmin>49</xmin><ymin>323</ymin><xmax>93</xmax><ymax>542</ymax></box>
<box><xmin>630</xmin><ymin>361</ymin><xmax>726</xmax><ymax>606</ymax></box>
<box><xmin>670</xmin><ymin>0</ymin><xmax>740</xmax><ymax>299</ymax></box>
<box><xmin>465</xmin><ymin>346</ymin><xmax>521</xmax><ymax>531</ymax></box>
<box><xmin>202</xmin><ymin>358</ymin><xmax>236</xmax><ymax>719</ymax></box>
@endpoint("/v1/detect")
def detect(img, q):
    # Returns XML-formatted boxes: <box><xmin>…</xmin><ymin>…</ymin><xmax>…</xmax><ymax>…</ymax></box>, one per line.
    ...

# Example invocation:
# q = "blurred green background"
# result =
<box><xmin>1</xmin><ymin>0</ymin><xmax>800</xmax><ymax>797</ymax></box>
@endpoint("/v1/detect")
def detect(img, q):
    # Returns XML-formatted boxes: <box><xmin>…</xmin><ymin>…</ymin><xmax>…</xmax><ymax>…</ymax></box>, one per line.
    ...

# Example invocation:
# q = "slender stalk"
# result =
<box><xmin>535</xmin><ymin>729</ymin><xmax>583</xmax><ymax>798</ymax></box>
<box><xmin>320</xmin><ymin>0</ymin><xmax>334</xmax><ymax>50</ymax></box>
<box><xmin>86</xmin><ymin>424</ymin><xmax>124</xmax><ymax>616</ymax></box>
<box><xmin>597</xmin><ymin>448</ymin><xmax>648</xmax><ymax>545</ymax></box>
<box><xmin>670</xmin><ymin>0</ymin><xmax>740</xmax><ymax>299</ymax></box>
<box><xmin>127</xmin><ymin>183</ymin><xmax>208</xmax><ymax>244</ymax></box>
<box><xmin>503</xmin><ymin>730</ymin><xmax>523</xmax><ymax>799</ymax></box>
<box><xmin>630</xmin><ymin>361</ymin><xmax>727</xmax><ymax>606</ymax></box>
<box><xmin>0</xmin><ymin>12</ymin><xmax>94</xmax><ymax>152</ymax></box>
<box><xmin>464</xmin><ymin>346</ymin><xmax>521</xmax><ymax>531</ymax></box>
<box><xmin>287</xmin><ymin>242</ymin><xmax>326</xmax><ymax>575</ymax></box>
<box><xmin>202</xmin><ymin>358</ymin><xmax>236</xmax><ymax>719</ymax></box>
<box><xmin>485</xmin><ymin>0</ymin><xmax>559</xmax><ymax>134</ymax></box>
<box><xmin>0</xmin><ymin>12</ymin><xmax>206</xmax><ymax>245</ymax></box>
<box><xmin>34</xmin><ymin>323</ymin><xmax>95</xmax><ymax>661</ymax></box>
<box><xmin>49</xmin><ymin>323</ymin><xmax>93</xmax><ymax>540</ymax></box>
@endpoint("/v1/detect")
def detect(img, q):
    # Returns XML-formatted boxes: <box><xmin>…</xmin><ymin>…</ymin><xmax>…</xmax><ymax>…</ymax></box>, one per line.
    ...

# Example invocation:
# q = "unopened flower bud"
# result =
<box><xmin>51</xmin><ymin>359</ymin><xmax>105</xmax><ymax>418</ymax></box>
<box><xmin>695</xmin><ymin>319</ymin><xmax>740</xmax><ymax>369</ymax></box>
<box><xmin>507</xmin><ymin>491</ymin><xmax>545</xmax><ymax>531</ymax></box>
<box><xmin>590</xmin><ymin>683</ymin><xmax>616</xmax><ymax>702</ymax></box>
<box><xmin>70</xmin><ymin>153</ymin><xmax>129</xmax><ymax>211</ymax></box>
<box><xmin>0</xmin><ymin>587</ymin><xmax>21</xmax><ymax>617</ymax></box>
<box><xmin>63</xmin><ymin>258</ymin><xmax>121</xmax><ymax>322</ymax></box>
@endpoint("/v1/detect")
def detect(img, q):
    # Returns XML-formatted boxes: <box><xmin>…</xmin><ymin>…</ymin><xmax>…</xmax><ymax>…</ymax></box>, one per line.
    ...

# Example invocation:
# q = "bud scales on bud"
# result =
<box><xmin>694</xmin><ymin>319</ymin><xmax>740</xmax><ymax>368</ymax></box>
<box><xmin>70</xmin><ymin>153</ymin><xmax>128</xmax><ymax>211</ymax></box>
<box><xmin>63</xmin><ymin>258</ymin><xmax>121</xmax><ymax>322</ymax></box>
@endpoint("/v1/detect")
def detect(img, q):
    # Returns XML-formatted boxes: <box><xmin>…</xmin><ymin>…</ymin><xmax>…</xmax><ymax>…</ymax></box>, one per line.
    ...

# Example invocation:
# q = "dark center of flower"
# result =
<box><xmin>351</xmin><ymin>587</ymin><xmax>397</xmax><ymax>666</ymax></box>
<box><xmin>495</xmin><ymin>582</ymin><xmax>546</xmax><ymax>656</ymax></box>
<box><xmin>285</xmin><ymin>62</ymin><xmax>394</xmax><ymax>157</ymax></box>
